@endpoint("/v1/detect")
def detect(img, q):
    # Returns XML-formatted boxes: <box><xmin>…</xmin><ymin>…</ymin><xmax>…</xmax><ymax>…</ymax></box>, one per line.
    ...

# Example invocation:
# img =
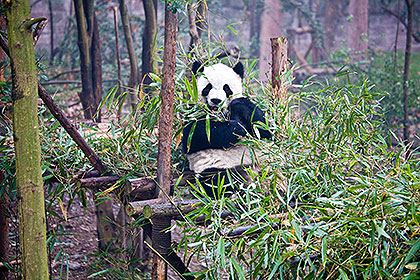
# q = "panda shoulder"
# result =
<box><xmin>230</xmin><ymin>97</ymin><xmax>255</xmax><ymax>107</ymax></box>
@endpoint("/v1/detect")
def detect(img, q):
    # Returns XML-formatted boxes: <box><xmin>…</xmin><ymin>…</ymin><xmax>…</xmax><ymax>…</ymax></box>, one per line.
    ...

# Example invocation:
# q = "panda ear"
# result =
<box><xmin>192</xmin><ymin>61</ymin><xmax>203</xmax><ymax>75</ymax></box>
<box><xmin>233</xmin><ymin>62</ymin><xmax>244</xmax><ymax>79</ymax></box>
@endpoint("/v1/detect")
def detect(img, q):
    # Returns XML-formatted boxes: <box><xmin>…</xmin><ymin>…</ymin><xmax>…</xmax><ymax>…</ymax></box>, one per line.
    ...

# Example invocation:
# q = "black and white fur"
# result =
<box><xmin>182</xmin><ymin>61</ymin><xmax>270</xmax><ymax>198</ymax></box>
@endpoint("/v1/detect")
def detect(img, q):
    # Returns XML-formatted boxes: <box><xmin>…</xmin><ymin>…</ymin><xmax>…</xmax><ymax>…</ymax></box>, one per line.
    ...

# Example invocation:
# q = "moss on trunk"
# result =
<box><xmin>5</xmin><ymin>0</ymin><xmax>49</xmax><ymax>278</ymax></box>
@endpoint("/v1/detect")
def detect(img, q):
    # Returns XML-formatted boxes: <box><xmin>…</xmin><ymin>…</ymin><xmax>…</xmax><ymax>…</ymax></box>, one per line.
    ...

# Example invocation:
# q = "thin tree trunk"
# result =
<box><xmin>403</xmin><ymin>0</ymin><xmax>414</xmax><ymax>143</ymax></box>
<box><xmin>48</xmin><ymin>0</ymin><xmax>54</xmax><ymax>65</ymax></box>
<box><xmin>5</xmin><ymin>2</ymin><xmax>49</xmax><ymax>278</ymax></box>
<box><xmin>112</xmin><ymin>7</ymin><xmax>122</xmax><ymax>97</ymax></box>
<box><xmin>0</xmin><ymin>16</ymin><xmax>4</xmax><ymax>86</ymax></box>
<box><xmin>187</xmin><ymin>2</ymin><xmax>201</xmax><ymax>52</ymax></box>
<box><xmin>249</xmin><ymin>0</ymin><xmax>263</xmax><ymax>59</ymax></box>
<box><xmin>91</xmin><ymin>15</ymin><xmax>103</xmax><ymax>120</ymax></box>
<box><xmin>188</xmin><ymin>0</ymin><xmax>206</xmax><ymax>53</ymax></box>
<box><xmin>142</xmin><ymin>0</ymin><xmax>157</xmax><ymax>94</ymax></box>
<box><xmin>73</xmin><ymin>0</ymin><xmax>101</xmax><ymax>121</ymax></box>
<box><xmin>393</xmin><ymin>0</ymin><xmax>401</xmax><ymax>70</ymax></box>
<box><xmin>74</xmin><ymin>0</ymin><xmax>95</xmax><ymax>119</ymax></box>
<box><xmin>119</xmin><ymin>0</ymin><xmax>139</xmax><ymax>108</ymax></box>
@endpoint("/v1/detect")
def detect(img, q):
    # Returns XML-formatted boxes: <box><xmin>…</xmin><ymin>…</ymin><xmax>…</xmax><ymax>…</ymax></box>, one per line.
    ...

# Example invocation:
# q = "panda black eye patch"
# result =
<box><xmin>223</xmin><ymin>84</ymin><xmax>233</xmax><ymax>97</ymax></box>
<box><xmin>202</xmin><ymin>84</ymin><xmax>212</xmax><ymax>96</ymax></box>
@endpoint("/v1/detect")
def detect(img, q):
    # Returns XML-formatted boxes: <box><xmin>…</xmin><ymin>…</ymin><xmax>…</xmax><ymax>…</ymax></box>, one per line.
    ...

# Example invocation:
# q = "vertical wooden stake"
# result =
<box><xmin>153</xmin><ymin>2</ymin><xmax>177</xmax><ymax>280</ymax></box>
<box><xmin>271</xmin><ymin>37</ymin><xmax>288</xmax><ymax>103</ymax></box>
<box><xmin>156</xmin><ymin>2</ymin><xmax>177</xmax><ymax>200</ymax></box>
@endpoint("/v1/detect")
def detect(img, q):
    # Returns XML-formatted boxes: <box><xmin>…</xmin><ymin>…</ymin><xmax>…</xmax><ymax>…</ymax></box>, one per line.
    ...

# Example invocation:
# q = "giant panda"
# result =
<box><xmin>182</xmin><ymin>61</ymin><xmax>271</xmax><ymax>198</ymax></box>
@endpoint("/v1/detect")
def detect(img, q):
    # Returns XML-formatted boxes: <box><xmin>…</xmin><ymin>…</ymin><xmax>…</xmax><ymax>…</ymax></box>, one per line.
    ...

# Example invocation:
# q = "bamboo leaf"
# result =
<box><xmin>187</xmin><ymin>122</ymin><xmax>197</xmax><ymax>152</ymax></box>
<box><xmin>321</xmin><ymin>236</ymin><xmax>327</xmax><ymax>266</ymax></box>
<box><xmin>206</xmin><ymin>114</ymin><xmax>211</xmax><ymax>143</ymax></box>
<box><xmin>405</xmin><ymin>238</ymin><xmax>420</xmax><ymax>264</ymax></box>
<box><xmin>88</xmin><ymin>269</ymin><xmax>111</xmax><ymax>278</ymax></box>
<box><xmin>231</xmin><ymin>258</ymin><xmax>246</xmax><ymax>280</ymax></box>
<box><xmin>218</xmin><ymin>238</ymin><xmax>226</xmax><ymax>269</ymax></box>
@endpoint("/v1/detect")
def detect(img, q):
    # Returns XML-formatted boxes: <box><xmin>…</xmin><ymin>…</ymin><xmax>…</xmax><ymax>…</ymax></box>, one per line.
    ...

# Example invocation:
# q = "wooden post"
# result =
<box><xmin>95</xmin><ymin>197</ymin><xmax>116</xmax><ymax>250</ymax></box>
<box><xmin>152</xmin><ymin>2</ymin><xmax>177</xmax><ymax>280</ymax></box>
<box><xmin>271</xmin><ymin>37</ymin><xmax>288</xmax><ymax>103</ymax></box>
<box><xmin>156</xmin><ymin>2</ymin><xmax>177</xmax><ymax>200</ymax></box>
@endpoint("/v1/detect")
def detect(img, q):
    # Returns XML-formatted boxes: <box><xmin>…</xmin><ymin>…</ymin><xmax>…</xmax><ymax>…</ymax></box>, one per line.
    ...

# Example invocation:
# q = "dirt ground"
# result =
<box><xmin>42</xmin><ymin>188</ymin><xmax>201</xmax><ymax>280</ymax></box>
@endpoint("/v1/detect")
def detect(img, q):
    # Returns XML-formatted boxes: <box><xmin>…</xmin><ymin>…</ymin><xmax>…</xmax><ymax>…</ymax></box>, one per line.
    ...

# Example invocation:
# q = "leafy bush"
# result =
<box><xmin>175</xmin><ymin>68</ymin><xmax>420</xmax><ymax>280</ymax></box>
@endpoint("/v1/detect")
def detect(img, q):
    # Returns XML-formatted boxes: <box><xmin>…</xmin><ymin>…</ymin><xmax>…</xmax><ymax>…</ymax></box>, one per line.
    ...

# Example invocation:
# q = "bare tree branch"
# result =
<box><xmin>381</xmin><ymin>2</ymin><xmax>420</xmax><ymax>43</ymax></box>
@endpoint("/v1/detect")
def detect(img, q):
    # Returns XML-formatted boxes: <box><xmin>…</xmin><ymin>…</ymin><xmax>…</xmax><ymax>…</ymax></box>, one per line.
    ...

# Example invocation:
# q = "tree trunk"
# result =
<box><xmin>5</xmin><ymin>2</ymin><xmax>49</xmax><ymax>278</ymax></box>
<box><xmin>74</xmin><ymin>0</ymin><xmax>94</xmax><ymax>119</ymax></box>
<box><xmin>0</xmin><ymin>170</ymin><xmax>8</xmax><ymax>280</ymax></box>
<box><xmin>112</xmin><ymin>7</ymin><xmax>122</xmax><ymax>97</ymax></box>
<box><xmin>73</xmin><ymin>0</ymin><xmax>102</xmax><ymax>121</ymax></box>
<box><xmin>142</xmin><ymin>0</ymin><xmax>157</xmax><ymax>94</ymax></box>
<box><xmin>324</xmin><ymin>0</ymin><xmax>340</xmax><ymax>52</ymax></box>
<box><xmin>403</xmin><ymin>0</ymin><xmax>414</xmax><ymax>143</ymax></box>
<box><xmin>188</xmin><ymin>0</ymin><xmax>207</xmax><ymax>53</ymax></box>
<box><xmin>249</xmin><ymin>0</ymin><xmax>263</xmax><ymax>59</ymax></box>
<box><xmin>348</xmin><ymin>0</ymin><xmax>368</xmax><ymax>60</ymax></box>
<box><xmin>119</xmin><ymin>0</ymin><xmax>139</xmax><ymax>108</ymax></box>
<box><xmin>91</xmin><ymin>15</ymin><xmax>103</xmax><ymax>119</ymax></box>
<box><xmin>259</xmin><ymin>0</ymin><xmax>282</xmax><ymax>79</ymax></box>
<box><xmin>48</xmin><ymin>0</ymin><xmax>54</xmax><ymax>65</ymax></box>
<box><xmin>0</xmin><ymin>16</ymin><xmax>4</xmax><ymax>86</ymax></box>
<box><xmin>0</xmin><ymin>17</ymin><xmax>7</xmax><ymax>280</ymax></box>
<box><xmin>187</xmin><ymin>2</ymin><xmax>201</xmax><ymax>53</ymax></box>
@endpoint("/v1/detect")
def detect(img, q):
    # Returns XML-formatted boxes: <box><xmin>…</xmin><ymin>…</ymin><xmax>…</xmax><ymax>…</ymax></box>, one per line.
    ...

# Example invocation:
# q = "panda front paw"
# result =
<box><xmin>230</xmin><ymin>120</ymin><xmax>247</xmax><ymax>137</ymax></box>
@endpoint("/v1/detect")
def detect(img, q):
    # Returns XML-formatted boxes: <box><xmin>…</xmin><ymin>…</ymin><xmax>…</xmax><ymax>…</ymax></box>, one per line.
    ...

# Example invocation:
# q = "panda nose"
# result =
<box><xmin>211</xmin><ymin>98</ymin><xmax>221</xmax><ymax>105</ymax></box>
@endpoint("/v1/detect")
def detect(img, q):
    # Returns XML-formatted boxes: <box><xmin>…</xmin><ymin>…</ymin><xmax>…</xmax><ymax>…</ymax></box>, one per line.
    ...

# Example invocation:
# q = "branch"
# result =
<box><xmin>32</xmin><ymin>18</ymin><xmax>48</xmax><ymax>46</ymax></box>
<box><xmin>76</xmin><ymin>175</ymin><xmax>120</xmax><ymax>188</ymax></box>
<box><xmin>381</xmin><ymin>3</ymin><xmax>420</xmax><ymax>43</ymax></box>
<box><xmin>126</xmin><ymin>198</ymin><xmax>202</xmax><ymax>219</ymax></box>
<box><xmin>23</xmin><ymin>17</ymin><xmax>47</xmax><ymax>30</ymax></box>
<box><xmin>187</xmin><ymin>2</ymin><xmax>201</xmax><ymax>52</ymax></box>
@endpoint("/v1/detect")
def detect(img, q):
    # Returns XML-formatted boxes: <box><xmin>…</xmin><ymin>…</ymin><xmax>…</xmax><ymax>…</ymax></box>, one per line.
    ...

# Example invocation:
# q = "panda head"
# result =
<box><xmin>192</xmin><ymin>61</ymin><xmax>244</xmax><ymax>112</ymax></box>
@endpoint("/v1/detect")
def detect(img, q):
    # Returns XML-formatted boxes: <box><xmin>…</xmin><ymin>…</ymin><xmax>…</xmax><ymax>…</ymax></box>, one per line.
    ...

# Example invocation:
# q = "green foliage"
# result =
<box><xmin>175</xmin><ymin>68</ymin><xmax>420</xmax><ymax>279</ymax></box>
<box><xmin>330</xmin><ymin>49</ymin><xmax>420</xmax><ymax>133</ymax></box>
